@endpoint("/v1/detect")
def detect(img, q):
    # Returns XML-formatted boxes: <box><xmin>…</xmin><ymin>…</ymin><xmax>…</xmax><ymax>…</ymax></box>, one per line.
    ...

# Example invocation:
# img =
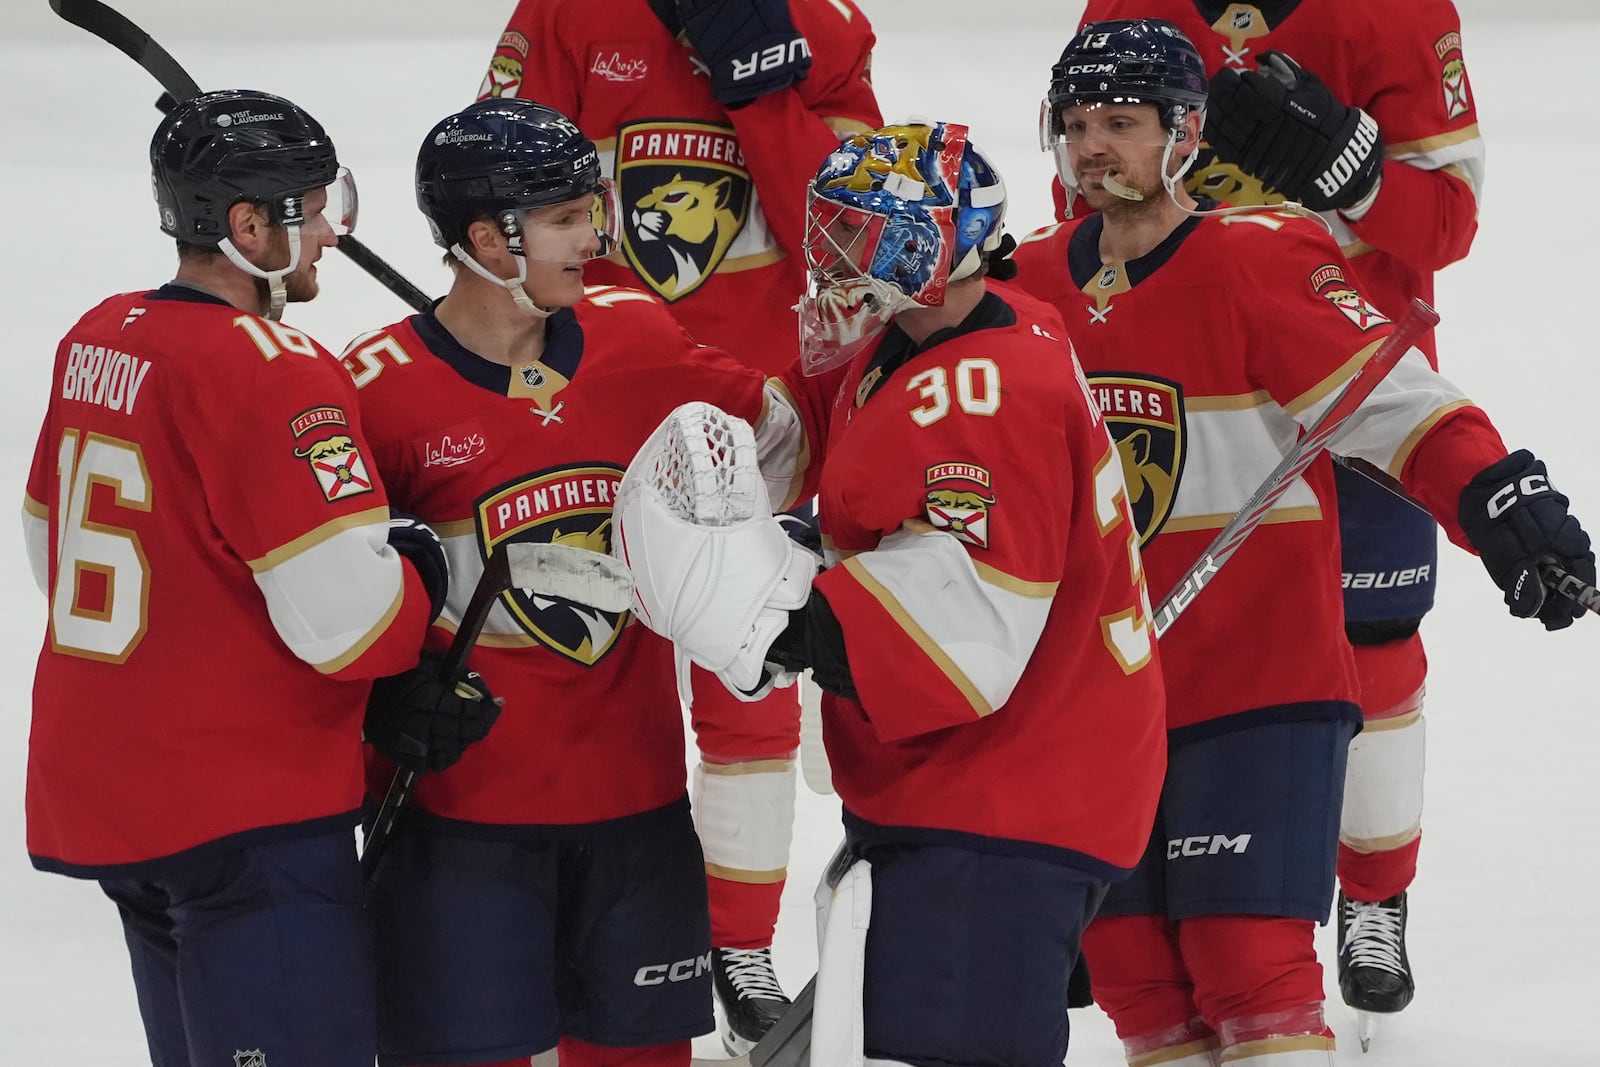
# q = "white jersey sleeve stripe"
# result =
<box><xmin>756</xmin><ymin>379</ymin><xmax>810</xmax><ymax>513</ymax></box>
<box><xmin>249</xmin><ymin>516</ymin><xmax>410</xmax><ymax>673</ymax></box>
<box><xmin>22</xmin><ymin>495</ymin><xmax>49</xmax><ymax>596</ymax></box>
<box><xmin>843</xmin><ymin>526</ymin><xmax>1053</xmax><ymax>717</ymax></box>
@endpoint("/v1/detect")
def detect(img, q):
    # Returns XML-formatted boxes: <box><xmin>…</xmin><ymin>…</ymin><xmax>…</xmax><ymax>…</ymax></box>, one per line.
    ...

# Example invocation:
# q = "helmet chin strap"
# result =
<box><xmin>449</xmin><ymin>238</ymin><xmax>556</xmax><ymax>319</ymax></box>
<box><xmin>219</xmin><ymin>225</ymin><xmax>302</xmax><ymax>320</ymax></box>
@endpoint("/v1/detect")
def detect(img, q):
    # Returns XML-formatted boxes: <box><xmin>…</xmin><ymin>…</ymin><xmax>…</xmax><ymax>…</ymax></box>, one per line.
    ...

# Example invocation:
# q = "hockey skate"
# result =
<box><xmin>1337</xmin><ymin>890</ymin><xmax>1414</xmax><ymax>1052</ymax></box>
<box><xmin>713</xmin><ymin>946</ymin><xmax>792</xmax><ymax>1056</ymax></box>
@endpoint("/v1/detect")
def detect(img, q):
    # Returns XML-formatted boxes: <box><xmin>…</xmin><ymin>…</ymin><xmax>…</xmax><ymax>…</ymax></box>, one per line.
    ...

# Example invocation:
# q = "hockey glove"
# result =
<box><xmin>1207</xmin><ymin>51</ymin><xmax>1384</xmax><ymax>214</ymax></box>
<box><xmin>1459</xmin><ymin>450</ymin><xmax>1595</xmax><ymax>631</ymax></box>
<box><xmin>364</xmin><ymin>651</ymin><xmax>501</xmax><ymax>773</ymax></box>
<box><xmin>388</xmin><ymin>512</ymin><xmax>449</xmax><ymax>623</ymax></box>
<box><xmin>676</xmin><ymin>0</ymin><xmax>812</xmax><ymax>107</ymax></box>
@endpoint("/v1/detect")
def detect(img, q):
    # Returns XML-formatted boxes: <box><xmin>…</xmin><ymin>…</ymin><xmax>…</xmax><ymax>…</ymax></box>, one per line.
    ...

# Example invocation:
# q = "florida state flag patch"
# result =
<box><xmin>290</xmin><ymin>406</ymin><xmax>373</xmax><ymax>502</ymax></box>
<box><xmin>1311</xmin><ymin>263</ymin><xmax>1390</xmax><ymax>332</ymax></box>
<box><xmin>925</xmin><ymin>463</ymin><xmax>995</xmax><ymax>548</ymax></box>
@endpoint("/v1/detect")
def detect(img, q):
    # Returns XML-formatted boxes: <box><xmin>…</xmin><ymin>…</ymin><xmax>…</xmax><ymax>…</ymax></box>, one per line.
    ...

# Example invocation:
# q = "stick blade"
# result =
<box><xmin>502</xmin><ymin>541</ymin><xmax>635</xmax><ymax>614</ymax></box>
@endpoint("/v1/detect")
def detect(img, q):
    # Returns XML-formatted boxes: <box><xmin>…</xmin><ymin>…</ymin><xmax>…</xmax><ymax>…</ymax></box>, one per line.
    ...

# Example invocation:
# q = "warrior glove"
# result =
<box><xmin>1207</xmin><ymin>51</ymin><xmax>1384</xmax><ymax>215</ymax></box>
<box><xmin>365</xmin><ymin>651</ymin><xmax>501</xmax><ymax>773</ymax></box>
<box><xmin>1459</xmin><ymin>449</ymin><xmax>1594</xmax><ymax>631</ymax></box>
<box><xmin>676</xmin><ymin>0</ymin><xmax>812</xmax><ymax>107</ymax></box>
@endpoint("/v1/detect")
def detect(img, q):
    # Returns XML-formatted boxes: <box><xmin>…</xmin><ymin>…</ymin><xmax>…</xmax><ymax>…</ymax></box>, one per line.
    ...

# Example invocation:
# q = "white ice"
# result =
<box><xmin>1</xmin><ymin>2</ymin><xmax>1595</xmax><ymax>1063</ymax></box>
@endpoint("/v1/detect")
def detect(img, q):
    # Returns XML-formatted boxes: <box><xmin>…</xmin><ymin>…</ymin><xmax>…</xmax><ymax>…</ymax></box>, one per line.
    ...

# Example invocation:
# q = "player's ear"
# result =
<box><xmin>465</xmin><ymin>217</ymin><xmax>505</xmax><ymax>259</ymax></box>
<box><xmin>226</xmin><ymin>200</ymin><xmax>271</xmax><ymax>253</ymax></box>
<box><xmin>1176</xmin><ymin>108</ymin><xmax>1205</xmax><ymax>156</ymax></box>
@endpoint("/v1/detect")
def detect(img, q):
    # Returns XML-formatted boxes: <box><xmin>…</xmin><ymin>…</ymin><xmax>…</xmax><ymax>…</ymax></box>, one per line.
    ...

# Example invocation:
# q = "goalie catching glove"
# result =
<box><xmin>612</xmin><ymin>401</ymin><xmax>818</xmax><ymax>701</ymax></box>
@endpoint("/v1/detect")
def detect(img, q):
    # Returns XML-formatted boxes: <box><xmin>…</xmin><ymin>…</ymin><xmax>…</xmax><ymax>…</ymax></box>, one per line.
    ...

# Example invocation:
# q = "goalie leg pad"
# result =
<box><xmin>811</xmin><ymin>856</ymin><xmax>873</xmax><ymax>1067</ymax></box>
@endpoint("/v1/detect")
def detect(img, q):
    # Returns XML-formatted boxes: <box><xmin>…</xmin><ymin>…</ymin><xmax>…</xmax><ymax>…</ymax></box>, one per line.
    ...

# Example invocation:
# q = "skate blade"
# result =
<box><xmin>1357</xmin><ymin>1011</ymin><xmax>1379</xmax><ymax>1053</ymax></box>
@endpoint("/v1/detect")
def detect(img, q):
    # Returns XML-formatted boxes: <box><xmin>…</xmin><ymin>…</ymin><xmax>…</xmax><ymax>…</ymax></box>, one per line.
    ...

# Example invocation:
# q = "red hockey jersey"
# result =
<box><xmin>347</xmin><ymin>286</ymin><xmax>768</xmax><ymax>827</ymax></box>
<box><xmin>775</xmin><ymin>286</ymin><xmax>1166</xmax><ymax>872</ymax></box>
<box><xmin>477</xmin><ymin>0</ymin><xmax>882</xmax><ymax>373</ymax></box>
<box><xmin>1012</xmin><ymin>212</ymin><xmax>1506</xmax><ymax>732</ymax></box>
<box><xmin>25</xmin><ymin>287</ymin><xmax>433</xmax><ymax>874</ymax></box>
<box><xmin>1069</xmin><ymin>0</ymin><xmax>1483</xmax><ymax>363</ymax></box>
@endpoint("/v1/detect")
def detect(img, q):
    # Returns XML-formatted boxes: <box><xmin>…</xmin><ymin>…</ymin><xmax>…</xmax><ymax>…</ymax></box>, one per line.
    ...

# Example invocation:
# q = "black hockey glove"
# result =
<box><xmin>388</xmin><ymin>512</ymin><xmax>448</xmax><ymax>623</ymax></box>
<box><xmin>1459</xmin><ymin>450</ymin><xmax>1595</xmax><ymax>631</ymax></box>
<box><xmin>1206</xmin><ymin>51</ymin><xmax>1384</xmax><ymax>213</ymax></box>
<box><xmin>364</xmin><ymin>651</ymin><xmax>501</xmax><ymax>773</ymax></box>
<box><xmin>676</xmin><ymin>0</ymin><xmax>812</xmax><ymax>107</ymax></box>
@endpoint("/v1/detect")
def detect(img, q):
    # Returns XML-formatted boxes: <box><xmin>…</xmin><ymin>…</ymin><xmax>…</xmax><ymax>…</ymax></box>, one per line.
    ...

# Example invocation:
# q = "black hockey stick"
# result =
<box><xmin>359</xmin><ymin>542</ymin><xmax>636</xmax><ymax>886</ymax></box>
<box><xmin>732</xmin><ymin>300</ymin><xmax>1442</xmax><ymax>1067</ymax></box>
<box><xmin>49</xmin><ymin>0</ymin><xmax>436</xmax><ymax>314</ymax></box>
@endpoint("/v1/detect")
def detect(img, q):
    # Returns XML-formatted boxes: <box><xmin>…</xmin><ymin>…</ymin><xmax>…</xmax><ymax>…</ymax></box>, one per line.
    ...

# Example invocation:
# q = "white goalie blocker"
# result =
<box><xmin>612</xmin><ymin>401</ymin><xmax>818</xmax><ymax>705</ymax></box>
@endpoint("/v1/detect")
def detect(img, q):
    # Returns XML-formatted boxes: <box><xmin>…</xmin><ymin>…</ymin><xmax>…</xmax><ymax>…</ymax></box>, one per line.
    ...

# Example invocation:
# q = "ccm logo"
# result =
<box><xmin>1167</xmin><ymin>833</ymin><xmax>1252</xmax><ymax>859</ymax></box>
<box><xmin>1489</xmin><ymin>474</ymin><xmax>1550</xmax><ymax>518</ymax></box>
<box><xmin>634</xmin><ymin>952</ymin><xmax>712</xmax><ymax>986</ymax></box>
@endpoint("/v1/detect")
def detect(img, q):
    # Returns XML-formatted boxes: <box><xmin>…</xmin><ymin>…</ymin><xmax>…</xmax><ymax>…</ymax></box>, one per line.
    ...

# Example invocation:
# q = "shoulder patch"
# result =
<box><xmin>291</xmin><ymin>407</ymin><xmax>373</xmax><ymax>502</ymax></box>
<box><xmin>925</xmin><ymin>463</ymin><xmax>995</xmax><ymax>549</ymax></box>
<box><xmin>1434</xmin><ymin>32</ymin><xmax>1472</xmax><ymax>120</ymax></box>
<box><xmin>1310</xmin><ymin>263</ymin><xmax>1391</xmax><ymax>332</ymax></box>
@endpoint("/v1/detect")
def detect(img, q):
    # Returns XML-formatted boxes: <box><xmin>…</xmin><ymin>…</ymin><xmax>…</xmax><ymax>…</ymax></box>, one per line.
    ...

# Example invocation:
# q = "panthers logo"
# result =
<box><xmin>476</xmin><ymin>466</ymin><xmax>629</xmax><ymax>666</ymax></box>
<box><xmin>1088</xmin><ymin>374</ymin><xmax>1186</xmax><ymax>546</ymax></box>
<box><xmin>1186</xmin><ymin>145</ymin><xmax>1283</xmax><ymax>207</ymax></box>
<box><xmin>821</xmin><ymin>124</ymin><xmax>938</xmax><ymax>195</ymax></box>
<box><xmin>616</xmin><ymin>120</ymin><xmax>753</xmax><ymax>302</ymax></box>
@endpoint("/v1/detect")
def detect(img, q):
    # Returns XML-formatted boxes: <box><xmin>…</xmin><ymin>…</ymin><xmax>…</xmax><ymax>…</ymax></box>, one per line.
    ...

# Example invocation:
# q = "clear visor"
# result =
<box><xmin>514</xmin><ymin>178</ymin><xmax>622</xmax><ymax>262</ymax></box>
<box><xmin>798</xmin><ymin>190</ymin><xmax>902</xmax><ymax>376</ymax></box>
<box><xmin>306</xmin><ymin>166</ymin><xmax>358</xmax><ymax>237</ymax></box>
<box><xmin>1054</xmin><ymin>102</ymin><xmax>1181</xmax><ymax>146</ymax></box>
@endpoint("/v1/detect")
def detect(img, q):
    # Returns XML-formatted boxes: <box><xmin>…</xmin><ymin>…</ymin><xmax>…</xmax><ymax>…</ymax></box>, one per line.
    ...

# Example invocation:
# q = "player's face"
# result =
<box><xmin>1062</xmin><ymin>103</ymin><xmax>1169</xmax><ymax>211</ymax></box>
<box><xmin>281</xmin><ymin>187</ymin><xmax>338</xmax><ymax>304</ymax></box>
<box><xmin>519</xmin><ymin>193</ymin><xmax>604</xmax><ymax>308</ymax></box>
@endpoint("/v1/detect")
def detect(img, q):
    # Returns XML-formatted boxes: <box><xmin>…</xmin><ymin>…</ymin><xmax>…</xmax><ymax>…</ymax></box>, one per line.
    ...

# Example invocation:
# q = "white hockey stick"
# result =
<box><xmin>360</xmin><ymin>541</ymin><xmax>633</xmax><ymax>886</ymax></box>
<box><xmin>713</xmin><ymin>298</ymin><xmax>1440</xmax><ymax>1067</ymax></box>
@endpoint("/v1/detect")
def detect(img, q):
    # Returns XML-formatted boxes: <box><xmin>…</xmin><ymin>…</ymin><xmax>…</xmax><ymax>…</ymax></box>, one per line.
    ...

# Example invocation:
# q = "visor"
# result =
<box><xmin>515</xmin><ymin>178</ymin><xmax>622</xmax><ymax>262</ymax></box>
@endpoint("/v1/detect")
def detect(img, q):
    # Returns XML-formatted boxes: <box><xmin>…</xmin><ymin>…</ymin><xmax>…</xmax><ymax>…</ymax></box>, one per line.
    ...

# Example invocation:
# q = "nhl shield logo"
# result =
<box><xmin>615</xmin><ymin>120</ymin><xmax>752</xmax><ymax>302</ymax></box>
<box><xmin>1088</xmin><ymin>374</ymin><xmax>1186</xmax><ymax>546</ymax></box>
<box><xmin>476</xmin><ymin>466</ymin><xmax>628</xmax><ymax>666</ymax></box>
<box><xmin>233</xmin><ymin>1052</ymin><xmax>266</xmax><ymax>1067</ymax></box>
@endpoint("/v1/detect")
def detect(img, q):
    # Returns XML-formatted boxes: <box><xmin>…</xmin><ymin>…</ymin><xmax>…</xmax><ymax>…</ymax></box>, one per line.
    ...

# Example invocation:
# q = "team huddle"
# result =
<box><xmin>22</xmin><ymin>2</ymin><xmax>1595</xmax><ymax>1067</ymax></box>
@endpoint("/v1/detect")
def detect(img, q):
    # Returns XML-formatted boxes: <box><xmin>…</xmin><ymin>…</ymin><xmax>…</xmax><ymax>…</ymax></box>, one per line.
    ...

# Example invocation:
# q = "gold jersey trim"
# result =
<box><xmin>247</xmin><ymin>506</ymin><xmax>391</xmax><ymax>574</ymax></box>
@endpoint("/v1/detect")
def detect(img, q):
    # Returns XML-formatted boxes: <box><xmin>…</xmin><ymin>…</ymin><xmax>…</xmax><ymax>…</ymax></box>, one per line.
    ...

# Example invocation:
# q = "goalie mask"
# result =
<box><xmin>416</xmin><ymin>99</ymin><xmax>622</xmax><ymax>314</ymax></box>
<box><xmin>799</xmin><ymin>121</ymin><xmax>1007</xmax><ymax>375</ymax></box>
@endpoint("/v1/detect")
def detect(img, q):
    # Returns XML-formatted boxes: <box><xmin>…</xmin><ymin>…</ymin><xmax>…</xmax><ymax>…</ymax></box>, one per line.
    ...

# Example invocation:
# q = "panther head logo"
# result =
<box><xmin>632</xmin><ymin>174</ymin><xmax>742</xmax><ymax>300</ymax></box>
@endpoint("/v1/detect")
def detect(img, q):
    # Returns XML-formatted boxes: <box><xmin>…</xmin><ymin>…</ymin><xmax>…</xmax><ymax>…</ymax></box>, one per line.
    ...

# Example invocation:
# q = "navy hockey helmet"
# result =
<box><xmin>1045</xmin><ymin>19</ymin><xmax>1208</xmax><ymax>137</ymax></box>
<box><xmin>415</xmin><ymin>99</ymin><xmax>607</xmax><ymax>251</ymax></box>
<box><xmin>150</xmin><ymin>89</ymin><xmax>340</xmax><ymax>246</ymax></box>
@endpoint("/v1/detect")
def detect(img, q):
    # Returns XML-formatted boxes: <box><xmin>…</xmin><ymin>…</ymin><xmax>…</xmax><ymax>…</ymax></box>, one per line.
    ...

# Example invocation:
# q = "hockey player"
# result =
<box><xmin>22</xmin><ymin>90</ymin><xmax>494</xmax><ymax>1067</ymax></box>
<box><xmin>616</xmin><ymin>120</ymin><xmax>1168</xmax><ymax>1067</ymax></box>
<box><xmin>1067</xmin><ymin>0</ymin><xmax>1484</xmax><ymax>1019</ymax></box>
<box><xmin>475</xmin><ymin>1</ymin><xmax>882</xmax><ymax>1045</ymax></box>
<box><xmin>1014</xmin><ymin>20</ymin><xmax>1591</xmax><ymax>1066</ymax></box>
<box><xmin>348</xmin><ymin>99</ymin><xmax>808</xmax><ymax>1067</ymax></box>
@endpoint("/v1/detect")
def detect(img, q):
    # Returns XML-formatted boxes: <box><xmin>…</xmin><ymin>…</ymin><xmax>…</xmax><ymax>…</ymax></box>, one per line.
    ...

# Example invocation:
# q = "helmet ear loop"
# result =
<box><xmin>448</xmin><ymin>212</ymin><xmax>554</xmax><ymax>318</ymax></box>
<box><xmin>217</xmin><ymin>220</ymin><xmax>302</xmax><ymax>322</ymax></box>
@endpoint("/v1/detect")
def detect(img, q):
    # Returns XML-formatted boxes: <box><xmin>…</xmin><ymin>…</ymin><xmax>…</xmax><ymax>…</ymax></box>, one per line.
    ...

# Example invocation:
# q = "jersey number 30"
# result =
<box><xmin>50</xmin><ymin>429</ymin><xmax>150</xmax><ymax>662</ymax></box>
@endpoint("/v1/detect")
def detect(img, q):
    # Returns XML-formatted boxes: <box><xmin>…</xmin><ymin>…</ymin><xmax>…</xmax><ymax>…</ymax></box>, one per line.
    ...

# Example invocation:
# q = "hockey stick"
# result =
<box><xmin>724</xmin><ymin>299</ymin><xmax>1442</xmax><ymax>1067</ymax></box>
<box><xmin>1150</xmin><ymin>297</ymin><xmax>1440</xmax><ymax>636</ymax></box>
<box><xmin>49</xmin><ymin>0</ymin><xmax>437</xmax><ymax>314</ymax></box>
<box><xmin>359</xmin><ymin>542</ymin><xmax>635</xmax><ymax>885</ymax></box>
<box><xmin>1334</xmin><ymin>456</ymin><xmax>1600</xmax><ymax>617</ymax></box>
